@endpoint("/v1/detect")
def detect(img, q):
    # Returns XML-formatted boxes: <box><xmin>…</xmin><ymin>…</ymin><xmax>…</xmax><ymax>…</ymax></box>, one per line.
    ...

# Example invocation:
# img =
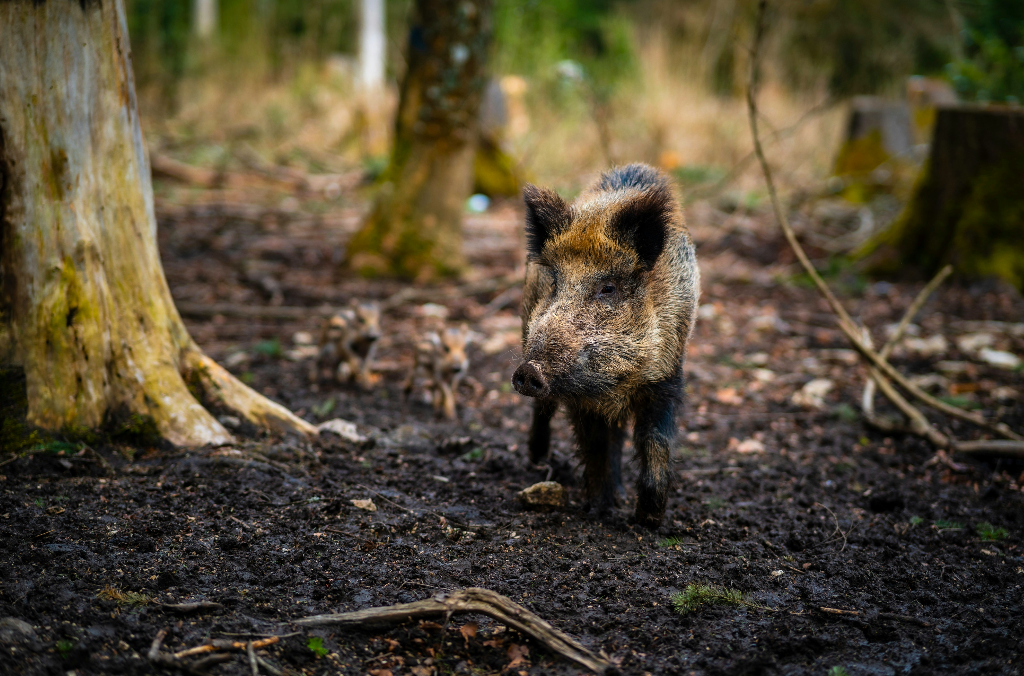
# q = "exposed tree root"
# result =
<box><xmin>184</xmin><ymin>351</ymin><xmax>318</xmax><ymax>438</ymax></box>
<box><xmin>294</xmin><ymin>587</ymin><xmax>612</xmax><ymax>674</ymax></box>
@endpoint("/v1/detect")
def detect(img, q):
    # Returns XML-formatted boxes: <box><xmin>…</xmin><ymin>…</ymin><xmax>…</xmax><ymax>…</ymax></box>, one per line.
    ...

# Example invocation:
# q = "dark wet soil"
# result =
<box><xmin>2</xmin><ymin>193</ymin><xmax>1024</xmax><ymax>676</ymax></box>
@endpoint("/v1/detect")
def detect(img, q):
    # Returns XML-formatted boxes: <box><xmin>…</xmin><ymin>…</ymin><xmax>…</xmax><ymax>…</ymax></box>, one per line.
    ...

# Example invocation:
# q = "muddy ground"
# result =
<box><xmin>2</xmin><ymin>188</ymin><xmax>1024</xmax><ymax>676</ymax></box>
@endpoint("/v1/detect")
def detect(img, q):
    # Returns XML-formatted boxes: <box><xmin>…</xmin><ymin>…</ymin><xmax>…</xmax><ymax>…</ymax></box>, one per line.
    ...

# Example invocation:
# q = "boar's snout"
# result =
<box><xmin>512</xmin><ymin>361</ymin><xmax>549</xmax><ymax>398</ymax></box>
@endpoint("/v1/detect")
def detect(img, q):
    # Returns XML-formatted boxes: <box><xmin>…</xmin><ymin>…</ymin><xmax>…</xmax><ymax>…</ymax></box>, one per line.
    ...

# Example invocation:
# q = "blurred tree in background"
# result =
<box><xmin>945</xmin><ymin>0</ymin><xmax>1024</xmax><ymax>103</ymax></box>
<box><xmin>781</xmin><ymin>0</ymin><xmax>955</xmax><ymax>96</ymax></box>
<box><xmin>345</xmin><ymin>0</ymin><xmax>494</xmax><ymax>280</ymax></box>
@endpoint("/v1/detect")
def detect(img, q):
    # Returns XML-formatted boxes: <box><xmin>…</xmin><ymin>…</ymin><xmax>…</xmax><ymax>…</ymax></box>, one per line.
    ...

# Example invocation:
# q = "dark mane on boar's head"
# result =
<box><xmin>513</xmin><ymin>163</ymin><xmax>700</xmax><ymax>527</ymax></box>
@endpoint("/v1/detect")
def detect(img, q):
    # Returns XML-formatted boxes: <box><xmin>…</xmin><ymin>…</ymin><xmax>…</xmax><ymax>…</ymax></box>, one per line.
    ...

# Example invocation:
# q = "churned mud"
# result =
<box><xmin>2</xmin><ymin>194</ymin><xmax>1023</xmax><ymax>675</ymax></box>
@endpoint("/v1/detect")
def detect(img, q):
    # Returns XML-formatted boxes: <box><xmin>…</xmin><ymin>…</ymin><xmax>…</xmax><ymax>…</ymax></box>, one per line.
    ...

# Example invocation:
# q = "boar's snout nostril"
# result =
<box><xmin>512</xmin><ymin>361</ymin><xmax>548</xmax><ymax>397</ymax></box>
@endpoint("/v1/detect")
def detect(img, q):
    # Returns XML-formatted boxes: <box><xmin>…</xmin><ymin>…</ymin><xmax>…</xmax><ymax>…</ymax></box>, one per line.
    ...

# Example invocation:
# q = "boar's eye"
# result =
<box><xmin>596</xmin><ymin>282</ymin><xmax>619</xmax><ymax>301</ymax></box>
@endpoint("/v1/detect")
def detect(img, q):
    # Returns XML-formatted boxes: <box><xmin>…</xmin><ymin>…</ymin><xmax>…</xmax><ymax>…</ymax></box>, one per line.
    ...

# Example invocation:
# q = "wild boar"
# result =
<box><xmin>403</xmin><ymin>324</ymin><xmax>471</xmax><ymax>419</ymax></box>
<box><xmin>314</xmin><ymin>300</ymin><xmax>382</xmax><ymax>387</ymax></box>
<box><xmin>512</xmin><ymin>163</ymin><xmax>700</xmax><ymax>527</ymax></box>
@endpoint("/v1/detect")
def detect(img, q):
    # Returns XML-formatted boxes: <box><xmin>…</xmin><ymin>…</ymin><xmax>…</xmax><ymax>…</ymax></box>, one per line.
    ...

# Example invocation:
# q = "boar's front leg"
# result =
<box><xmin>632</xmin><ymin>375</ymin><xmax>681</xmax><ymax>527</ymax></box>
<box><xmin>528</xmin><ymin>399</ymin><xmax>558</xmax><ymax>464</ymax></box>
<box><xmin>570</xmin><ymin>409</ymin><xmax>625</xmax><ymax>515</ymax></box>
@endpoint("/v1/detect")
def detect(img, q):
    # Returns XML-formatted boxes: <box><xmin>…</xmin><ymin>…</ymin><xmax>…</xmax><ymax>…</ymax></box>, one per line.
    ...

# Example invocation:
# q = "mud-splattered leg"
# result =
<box><xmin>570</xmin><ymin>408</ymin><xmax>625</xmax><ymax>515</ymax></box>
<box><xmin>528</xmin><ymin>398</ymin><xmax>558</xmax><ymax>463</ymax></box>
<box><xmin>633</xmin><ymin>373</ymin><xmax>682</xmax><ymax>527</ymax></box>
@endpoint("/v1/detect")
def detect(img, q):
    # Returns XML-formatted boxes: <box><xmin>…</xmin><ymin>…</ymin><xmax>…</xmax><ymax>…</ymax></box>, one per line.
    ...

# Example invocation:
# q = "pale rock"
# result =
<box><xmin>747</xmin><ymin>352</ymin><xmax>770</xmax><ymax>366</ymax></box>
<box><xmin>884</xmin><ymin>322</ymin><xmax>921</xmax><ymax>339</ymax></box>
<box><xmin>992</xmin><ymin>386</ymin><xmax>1019</xmax><ymax>402</ymax></box>
<box><xmin>908</xmin><ymin>373</ymin><xmax>948</xmax><ymax>391</ymax></box>
<box><xmin>751</xmin><ymin>368</ymin><xmax>776</xmax><ymax>383</ymax></box>
<box><xmin>903</xmin><ymin>334</ymin><xmax>948</xmax><ymax>357</ymax></box>
<box><xmin>734</xmin><ymin>438</ymin><xmax>765</xmax><ymax>454</ymax></box>
<box><xmin>418</xmin><ymin>303</ymin><xmax>449</xmax><ymax>319</ymax></box>
<box><xmin>223</xmin><ymin>351</ymin><xmax>250</xmax><ymax>368</ymax></box>
<box><xmin>285</xmin><ymin>345</ymin><xmax>320</xmax><ymax>361</ymax></box>
<box><xmin>0</xmin><ymin>618</ymin><xmax>37</xmax><ymax>645</ymax></box>
<box><xmin>518</xmin><ymin>481</ymin><xmax>566</xmax><ymax>510</ymax></box>
<box><xmin>957</xmin><ymin>333</ymin><xmax>995</xmax><ymax>353</ymax></box>
<box><xmin>292</xmin><ymin>331</ymin><xmax>315</xmax><ymax>346</ymax></box>
<box><xmin>791</xmin><ymin>378</ymin><xmax>834</xmax><ymax>409</ymax></box>
<box><xmin>350</xmin><ymin>499</ymin><xmax>377</xmax><ymax>512</ymax></box>
<box><xmin>697</xmin><ymin>303</ymin><xmax>719</xmax><ymax>320</ymax></box>
<box><xmin>318</xmin><ymin>418</ymin><xmax>367</xmax><ymax>444</ymax></box>
<box><xmin>978</xmin><ymin>348</ymin><xmax>1021</xmax><ymax>370</ymax></box>
<box><xmin>935</xmin><ymin>360</ymin><xmax>970</xmax><ymax>374</ymax></box>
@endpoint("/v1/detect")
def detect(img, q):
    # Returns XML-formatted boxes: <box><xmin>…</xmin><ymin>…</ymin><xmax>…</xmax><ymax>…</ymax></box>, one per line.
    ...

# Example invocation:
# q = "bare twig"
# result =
<box><xmin>746</xmin><ymin>0</ymin><xmax>1021</xmax><ymax>445</ymax></box>
<box><xmin>174</xmin><ymin>636</ymin><xmax>279</xmax><ymax>659</ymax></box>
<box><xmin>814</xmin><ymin>503</ymin><xmax>848</xmax><ymax>552</ymax></box>
<box><xmin>953</xmin><ymin>440</ymin><xmax>1024</xmax><ymax>457</ymax></box>
<box><xmin>246</xmin><ymin>641</ymin><xmax>259</xmax><ymax>676</ymax></box>
<box><xmin>294</xmin><ymin>587</ymin><xmax>610</xmax><ymax>673</ymax></box>
<box><xmin>149</xmin><ymin>628</ymin><xmax>169</xmax><ymax>660</ymax></box>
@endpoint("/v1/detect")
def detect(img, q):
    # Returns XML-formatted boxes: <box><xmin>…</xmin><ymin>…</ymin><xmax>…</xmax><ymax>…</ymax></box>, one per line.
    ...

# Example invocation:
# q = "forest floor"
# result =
<box><xmin>2</xmin><ymin>184</ymin><xmax>1024</xmax><ymax>676</ymax></box>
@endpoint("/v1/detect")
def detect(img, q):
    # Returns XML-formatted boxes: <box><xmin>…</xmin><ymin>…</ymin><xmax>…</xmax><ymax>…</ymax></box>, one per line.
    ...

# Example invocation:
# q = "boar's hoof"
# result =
<box><xmin>634</xmin><ymin>508</ymin><xmax>665</xmax><ymax>530</ymax></box>
<box><xmin>512</xmin><ymin>361</ymin><xmax>549</xmax><ymax>397</ymax></box>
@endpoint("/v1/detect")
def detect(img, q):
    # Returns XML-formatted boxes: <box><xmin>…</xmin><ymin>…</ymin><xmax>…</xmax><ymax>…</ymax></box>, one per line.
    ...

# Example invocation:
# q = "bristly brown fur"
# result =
<box><xmin>515</xmin><ymin>163</ymin><xmax>701</xmax><ymax>527</ymax></box>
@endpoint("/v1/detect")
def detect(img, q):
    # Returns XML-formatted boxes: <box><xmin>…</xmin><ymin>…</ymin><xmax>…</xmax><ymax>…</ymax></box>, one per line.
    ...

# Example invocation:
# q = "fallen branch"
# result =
<box><xmin>746</xmin><ymin>0</ymin><xmax>1021</xmax><ymax>446</ymax></box>
<box><xmin>150</xmin><ymin>152</ymin><xmax>360</xmax><ymax>195</ymax></box>
<box><xmin>294</xmin><ymin>587</ymin><xmax>610</xmax><ymax>674</ymax></box>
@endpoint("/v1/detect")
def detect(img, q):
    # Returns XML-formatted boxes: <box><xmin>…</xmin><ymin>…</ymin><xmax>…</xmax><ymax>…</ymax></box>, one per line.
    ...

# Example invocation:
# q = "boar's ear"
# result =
<box><xmin>523</xmin><ymin>184</ymin><xmax>571</xmax><ymax>260</ymax></box>
<box><xmin>609</xmin><ymin>187</ymin><xmax>673</xmax><ymax>270</ymax></box>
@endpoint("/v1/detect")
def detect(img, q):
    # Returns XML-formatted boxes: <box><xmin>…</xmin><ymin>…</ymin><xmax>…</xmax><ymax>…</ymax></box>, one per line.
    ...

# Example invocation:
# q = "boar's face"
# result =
<box><xmin>513</xmin><ymin>183</ymin><xmax>674</xmax><ymax>403</ymax></box>
<box><xmin>352</xmin><ymin>301</ymin><xmax>382</xmax><ymax>343</ymax></box>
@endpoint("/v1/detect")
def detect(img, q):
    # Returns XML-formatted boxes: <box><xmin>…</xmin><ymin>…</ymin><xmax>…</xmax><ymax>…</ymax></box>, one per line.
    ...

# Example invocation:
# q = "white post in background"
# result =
<box><xmin>194</xmin><ymin>0</ymin><xmax>217</xmax><ymax>38</ymax></box>
<box><xmin>359</xmin><ymin>0</ymin><xmax>385</xmax><ymax>91</ymax></box>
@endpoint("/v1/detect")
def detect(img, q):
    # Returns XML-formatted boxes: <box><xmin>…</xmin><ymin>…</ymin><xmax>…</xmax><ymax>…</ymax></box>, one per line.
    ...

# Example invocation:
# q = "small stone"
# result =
<box><xmin>733</xmin><ymin>438</ymin><xmax>765</xmax><ymax>454</ymax></box>
<box><xmin>517</xmin><ymin>482</ymin><xmax>566</xmax><ymax>510</ymax></box>
<box><xmin>978</xmin><ymin>348</ymin><xmax>1021</xmax><ymax>370</ymax></box>
<box><xmin>0</xmin><ymin>618</ymin><xmax>37</xmax><ymax>645</ymax></box>
<box><xmin>292</xmin><ymin>331</ymin><xmax>315</xmax><ymax>346</ymax></box>
<box><xmin>791</xmin><ymin>378</ymin><xmax>834</xmax><ymax>410</ymax></box>
<box><xmin>318</xmin><ymin>418</ymin><xmax>367</xmax><ymax>444</ymax></box>
<box><xmin>351</xmin><ymin>499</ymin><xmax>377</xmax><ymax>512</ymax></box>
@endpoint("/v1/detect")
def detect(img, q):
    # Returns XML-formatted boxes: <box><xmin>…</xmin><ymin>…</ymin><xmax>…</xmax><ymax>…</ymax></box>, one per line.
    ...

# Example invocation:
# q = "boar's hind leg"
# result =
<box><xmin>571</xmin><ymin>409</ymin><xmax>625</xmax><ymax>515</ymax></box>
<box><xmin>633</xmin><ymin>376</ymin><xmax>681</xmax><ymax>527</ymax></box>
<box><xmin>528</xmin><ymin>399</ymin><xmax>558</xmax><ymax>463</ymax></box>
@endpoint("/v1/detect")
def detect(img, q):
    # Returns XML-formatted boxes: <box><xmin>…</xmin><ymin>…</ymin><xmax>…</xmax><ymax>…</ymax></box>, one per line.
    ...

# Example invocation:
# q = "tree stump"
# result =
<box><xmin>833</xmin><ymin>96</ymin><xmax>914</xmax><ymax>175</ymax></box>
<box><xmin>868</xmin><ymin>105</ymin><xmax>1024</xmax><ymax>290</ymax></box>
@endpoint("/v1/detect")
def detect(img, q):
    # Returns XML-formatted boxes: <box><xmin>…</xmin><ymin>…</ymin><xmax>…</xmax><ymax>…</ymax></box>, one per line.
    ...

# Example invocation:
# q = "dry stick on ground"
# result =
<box><xmin>746</xmin><ymin>0</ymin><xmax>1023</xmax><ymax>449</ymax></box>
<box><xmin>174</xmin><ymin>636</ymin><xmax>280</xmax><ymax>659</ymax></box>
<box><xmin>295</xmin><ymin>587</ymin><xmax>611</xmax><ymax>674</ymax></box>
<box><xmin>860</xmin><ymin>265</ymin><xmax>954</xmax><ymax>447</ymax></box>
<box><xmin>818</xmin><ymin>607</ymin><xmax>934</xmax><ymax>628</ymax></box>
<box><xmin>246</xmin><ymin>641</ymin><xmax>259</xmax><ymax>676</ymax></box>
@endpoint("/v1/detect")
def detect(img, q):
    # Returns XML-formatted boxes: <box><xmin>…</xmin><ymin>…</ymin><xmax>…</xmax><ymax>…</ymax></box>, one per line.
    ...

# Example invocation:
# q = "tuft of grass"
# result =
<box><xmin>934</xmin><ymin>519</ymin><xmax>964</xmax><ymax>531</ymax></box>
<box><xmin>254</xmin><ymin>339</ymin><xmax>283</xmax><ymax>358</ymax></box>
<box><xmin>55</xmin><ymin>639</ymin><xmax>75</xmax><ymax>660</ymax></box>
<box><xmin>671</xmin><ymin>583</ymin><xmax>769</xmax><ymax>615</ymax></box>
<box><xmin>828</xmin><ymin>667</ymin><xmax>851</xmax><ymax>676</ymax></box>
<box><xmin>658</xmin><ymin>536</ymin><xmax>684</xmax><ymax>548</ymax></box>
<box><xmin>704</xmin><ymin>497</ymin><xmax>726</xmax><ymax>510</ymax></box>
<box><xmin>909</xmin><ymin>516</ymin><xmax>924</xmax><ymax>526</ymax></box>
<box><xmin>937</xmin><ymin>395</ymin><xmax>981</xmax><ymax>410</ymax></box>
<box><xmin>97</xmin><ymin>585</ymin><xmax>151</xmax><ymax>607</ymax></box>
<box><xmin>976</xmin><ymin>522</ymin><xmax>1008</xmax><ymax>541</ymax></box>
<box><xmin>312</xmin><ymin>397</ymin><xmax>335</xmax><ymax>419</ymax></box>
<box><xmin>832</xmin><ymin>403</ymin><xmax>859</xmax><ymax>423</ymax></box>
<box><xmin>307</xmin><ymin>636</ymin><xmax>328</xmax><ymax>658</ymax></box>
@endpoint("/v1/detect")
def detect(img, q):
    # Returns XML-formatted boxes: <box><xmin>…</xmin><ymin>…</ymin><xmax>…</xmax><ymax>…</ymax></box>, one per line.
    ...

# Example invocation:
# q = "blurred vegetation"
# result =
<box><xmin>945</xmin><ymin>0</ymin><xmax>1024</xmax><ymax>103</ymax></box>
<box><xmin>781</xmin><ymin>0</ymin><xmax>955</xmax><ymax>96</ymax></box>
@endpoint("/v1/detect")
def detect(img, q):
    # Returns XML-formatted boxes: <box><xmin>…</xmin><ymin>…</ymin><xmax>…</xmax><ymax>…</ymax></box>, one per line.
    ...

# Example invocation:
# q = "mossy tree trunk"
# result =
<box><xmin>346</xmin><ymin>0</ymin><xmax>493</xmax><ymax>280</ymax></box>
<box><xmin>869</xmin><ymin>105</ymin><xmax>1024</xmax><ymax>290</ymax></box>
<box><xmin>0</xmin><ymin>0</ymin><xmax>315</xmax><ymax>446</ymax></box>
